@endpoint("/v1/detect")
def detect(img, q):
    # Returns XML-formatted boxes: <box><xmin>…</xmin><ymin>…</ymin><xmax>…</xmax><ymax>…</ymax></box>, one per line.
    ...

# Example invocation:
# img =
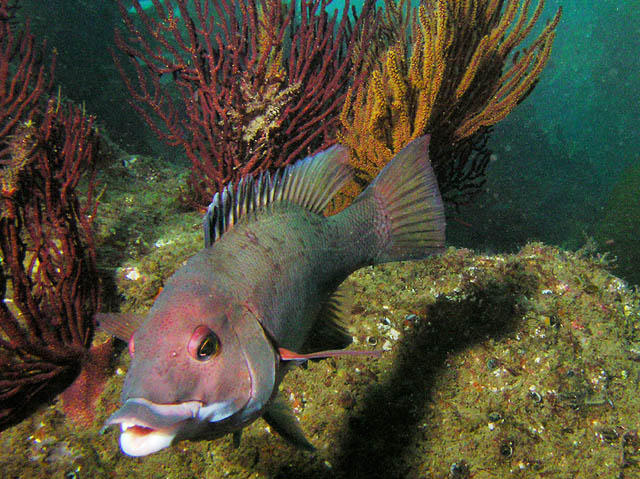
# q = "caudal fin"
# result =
<box><xmin>358</xmin><ymin>135</ymin><xmax>445</xmax><ymax>263</ymax></box>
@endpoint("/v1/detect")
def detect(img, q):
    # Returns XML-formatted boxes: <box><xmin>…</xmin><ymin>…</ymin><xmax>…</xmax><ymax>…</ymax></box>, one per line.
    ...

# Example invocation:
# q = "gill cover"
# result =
<box><xmin>230</xmin><ymin>304</ymin><xmax>279</xmax><ymax>421</ymax></box>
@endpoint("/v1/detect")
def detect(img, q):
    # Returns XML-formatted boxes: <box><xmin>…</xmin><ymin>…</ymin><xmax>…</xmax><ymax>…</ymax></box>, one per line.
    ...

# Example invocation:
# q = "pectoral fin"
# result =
<box><xmin>263</xmin><ymin>394</ymin><xmax>315</xmax><ymax>451</ymax></box>
<box><xmin>95</xmin><ymin>312</ymin><xmax>145</xmax><ymax>341</ymax></box>
<box><xmin>300</xmin><ymin>283</ymin><xmax>353</xmax><ymax>353</ymax></box>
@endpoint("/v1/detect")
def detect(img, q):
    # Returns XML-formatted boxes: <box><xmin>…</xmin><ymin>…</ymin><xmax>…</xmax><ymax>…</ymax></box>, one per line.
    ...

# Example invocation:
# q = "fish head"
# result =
<box><xmin>103</xmin><ymin>281</ymin><xmax>278</xmax><ymax>456</ymax></box>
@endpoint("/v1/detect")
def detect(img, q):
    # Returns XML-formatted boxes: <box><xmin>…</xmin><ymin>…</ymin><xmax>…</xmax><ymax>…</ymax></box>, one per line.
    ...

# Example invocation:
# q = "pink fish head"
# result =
<box><xmin>102</xmin><ymin>276</ymin><xmax>278</xmax><ymax>456</ymax></box>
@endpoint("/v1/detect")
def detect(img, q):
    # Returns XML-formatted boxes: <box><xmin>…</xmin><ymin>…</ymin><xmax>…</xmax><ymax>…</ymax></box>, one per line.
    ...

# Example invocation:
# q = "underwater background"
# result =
<box><xmin>2</xmin><ymin>1</ymin><xmax>640</xmax><ymax>478</ymax></box>
<box><xmin>15</xmin><ymin>0</ymin><xmax>640</xmax><ymax>283</ymax></box>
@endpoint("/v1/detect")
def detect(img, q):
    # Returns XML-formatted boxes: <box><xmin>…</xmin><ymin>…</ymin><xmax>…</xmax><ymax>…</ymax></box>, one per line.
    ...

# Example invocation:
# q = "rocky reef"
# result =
<box><xmin>1</xmin><ymin>155</ymin><xmax>638</xmax><ymax>479</ymax></box>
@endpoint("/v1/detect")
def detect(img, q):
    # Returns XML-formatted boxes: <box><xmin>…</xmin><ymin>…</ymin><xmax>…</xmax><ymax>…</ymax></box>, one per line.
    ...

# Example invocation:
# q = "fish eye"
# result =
<box><xmin>197</xmin><ymin>332</ymin><xmax>220</xmax><ymax>360</ymax></box>
<box><xmin>188</xmin><ymin>325</ymin><xmax>221</xmax><ymax>361</ymax></box>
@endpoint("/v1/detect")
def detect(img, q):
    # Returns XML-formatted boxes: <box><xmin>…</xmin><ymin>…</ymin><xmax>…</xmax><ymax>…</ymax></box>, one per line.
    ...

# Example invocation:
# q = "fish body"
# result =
<box><xmin>100</xmin><ymin>136</ymin><xmax>445</xmax><ymax>456</ymax></box>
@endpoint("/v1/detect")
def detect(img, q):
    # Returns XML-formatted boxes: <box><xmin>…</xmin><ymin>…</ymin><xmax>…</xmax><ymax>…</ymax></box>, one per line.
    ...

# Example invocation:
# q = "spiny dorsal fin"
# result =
<box><xmin>203</xmin><ymin>145</ymin><xmax>351</xmax><ymax>247</ymax></box>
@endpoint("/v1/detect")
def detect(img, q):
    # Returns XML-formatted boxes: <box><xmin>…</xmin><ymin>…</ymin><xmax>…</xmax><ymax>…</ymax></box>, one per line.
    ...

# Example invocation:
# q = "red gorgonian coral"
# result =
<box><xmin>115</xmin><ymin>0</ymin><xmax>379</xmax><ymax>206</ymax></box>
<box><xmin>0</xmin><ymin>0</ymin><xmax>104</xmax><ymax>430</ymax></box>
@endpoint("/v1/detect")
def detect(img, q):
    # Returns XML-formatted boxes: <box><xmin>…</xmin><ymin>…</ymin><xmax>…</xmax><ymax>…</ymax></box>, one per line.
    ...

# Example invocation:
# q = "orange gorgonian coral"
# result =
<box><xmin>337</xmin><ymin>0</ymin><xmax>561</xmax><ymax>206</ymax></box>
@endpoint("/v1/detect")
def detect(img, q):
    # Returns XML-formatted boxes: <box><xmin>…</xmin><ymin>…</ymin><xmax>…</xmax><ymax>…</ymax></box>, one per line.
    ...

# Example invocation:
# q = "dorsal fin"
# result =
<box><xmin>203</xmin><ymin>145</ymin><xmax>351</xmax><ymax>247</ymax></box>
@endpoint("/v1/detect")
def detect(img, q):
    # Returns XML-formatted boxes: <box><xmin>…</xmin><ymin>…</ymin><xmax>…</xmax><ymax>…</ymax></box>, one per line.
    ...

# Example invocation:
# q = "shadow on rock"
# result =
<box><xmin>277</xmin><ymin>260</ymin><xmax>538</xmax><ymax>479</ymax></box>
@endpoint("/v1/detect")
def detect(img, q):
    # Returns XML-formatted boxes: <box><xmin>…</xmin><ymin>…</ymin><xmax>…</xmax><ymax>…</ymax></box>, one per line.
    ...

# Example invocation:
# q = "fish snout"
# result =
<box><xmin>102</xmin><ymin>397</ymin><xmax>249</xmax><ymax>456</ymax></box>
<box><xmin>119</xmin><ymin>349</ymin><xmax>199</xmax><ymax>404</ymax></box>
<box><xmin>102</xmin><ymin>398</ymin><xmax>201</xmax><ymax>456</ymax></box>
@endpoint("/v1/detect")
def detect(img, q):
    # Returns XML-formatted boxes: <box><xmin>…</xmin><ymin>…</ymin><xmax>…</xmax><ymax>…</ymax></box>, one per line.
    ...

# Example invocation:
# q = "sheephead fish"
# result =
<box><xmin>98</xmin><ymin>135</ymin><xmax>445</xmax><ymax>457</ymax></box>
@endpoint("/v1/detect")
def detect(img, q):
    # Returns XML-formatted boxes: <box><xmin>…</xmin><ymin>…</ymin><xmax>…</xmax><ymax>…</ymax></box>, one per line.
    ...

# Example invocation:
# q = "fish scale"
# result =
<box><xmin>213</xmin><ymin>204</ymin><xmax>353</xmax><ymax>349</ymax></box>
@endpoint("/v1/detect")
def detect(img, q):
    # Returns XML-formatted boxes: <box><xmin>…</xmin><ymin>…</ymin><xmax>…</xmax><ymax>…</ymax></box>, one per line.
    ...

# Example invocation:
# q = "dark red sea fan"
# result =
<box><xmin>115</xmin><ymin>0</ymin><xmax>379</xmax><ymax>206</ymax></box>
<box><xmin>0</xmin><ymin>101</ymin><xmax>102</xmax><ymax>430</ymax></box>
<box><xmin>0</xmin><ymin>0</ymin><xmax>104</xmax><ymax>430</ymax></box>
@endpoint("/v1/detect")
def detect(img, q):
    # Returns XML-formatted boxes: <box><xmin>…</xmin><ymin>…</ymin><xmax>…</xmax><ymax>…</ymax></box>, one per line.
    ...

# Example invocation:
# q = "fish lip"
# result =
<box><xmin>104</xmin><ymin>398</ymin><xmax>203</xmax><ymax>430</ymax></box>
<box><xmin>102</xmin><ymin>397</ymin><xmax>243</xmax><ymax>456</ymax></box>
<box><xmin>104</xmin><ymin>397</ymin><xmax>243</xmax><ymax>430</ymax></box>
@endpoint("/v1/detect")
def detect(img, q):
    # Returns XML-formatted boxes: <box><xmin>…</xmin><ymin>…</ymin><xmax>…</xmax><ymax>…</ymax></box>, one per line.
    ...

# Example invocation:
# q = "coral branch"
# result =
<box><xmin>338</xmin><ymin>0</ymin><xmax>561</xmax><ymax>205</ymax></box>
<box><xmin>0</xmin><ymin>1</ymin><xmax>103</xmax><ymax>430</ymax></box>
<box><xmin>116</xmin><ymin>0</ymin><xmax>379</xmax><ymax>206</ymax></box>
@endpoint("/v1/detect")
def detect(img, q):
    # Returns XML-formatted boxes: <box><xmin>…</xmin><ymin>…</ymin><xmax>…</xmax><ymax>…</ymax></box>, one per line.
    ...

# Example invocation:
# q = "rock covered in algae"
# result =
<box><xmin>1</xmin><ymin>241</ymin><xmax>639</xmax><ymax>479</ymax></box>
<box><xmin>1</xmin><ymin>157</ymin><xmax>639</xmax><ymax>478</ymax></box>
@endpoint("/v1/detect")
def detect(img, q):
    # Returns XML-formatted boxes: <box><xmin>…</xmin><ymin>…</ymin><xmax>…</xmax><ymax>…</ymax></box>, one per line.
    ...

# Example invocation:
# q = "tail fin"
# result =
<box><xmin>358</xmin><ymin>135</ymin><xmax>445</xmax><ymax>264</ymax></box>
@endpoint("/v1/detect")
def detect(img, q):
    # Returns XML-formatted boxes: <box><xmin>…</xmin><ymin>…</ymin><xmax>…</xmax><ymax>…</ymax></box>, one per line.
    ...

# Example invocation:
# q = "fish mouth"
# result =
<box><xmin>103</xmin><ymin>397</ymin><xmax>242</xmax><ymax>456</ymax></box>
